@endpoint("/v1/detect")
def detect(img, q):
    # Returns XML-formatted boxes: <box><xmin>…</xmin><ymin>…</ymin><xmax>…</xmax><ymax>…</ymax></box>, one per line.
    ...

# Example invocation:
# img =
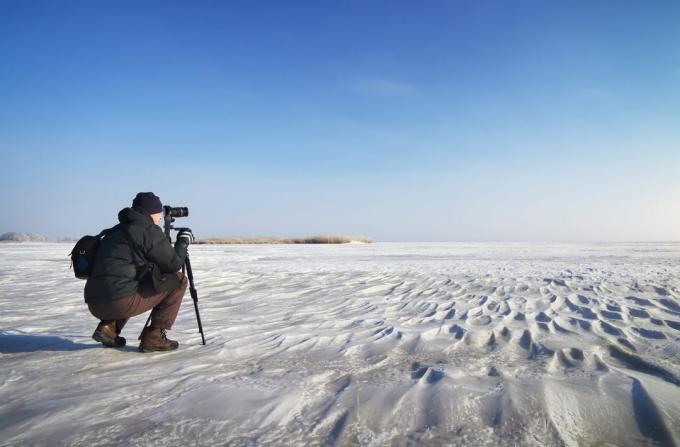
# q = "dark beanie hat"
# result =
<box><xmin>132</xmin><ymin>192</ymin><xmax>163</xmax><ymax>214</ymax></box>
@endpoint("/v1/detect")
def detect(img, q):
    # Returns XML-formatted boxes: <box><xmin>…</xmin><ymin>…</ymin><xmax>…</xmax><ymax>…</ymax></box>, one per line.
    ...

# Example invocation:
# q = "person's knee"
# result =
<box><xmin>175</xmin><ymin>271</ymin><xmax>189</xmax><ymax>290</ymax></box>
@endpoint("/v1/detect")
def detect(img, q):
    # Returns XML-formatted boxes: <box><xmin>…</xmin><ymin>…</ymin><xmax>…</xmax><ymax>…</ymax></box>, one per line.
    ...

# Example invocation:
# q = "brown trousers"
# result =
<box><xmin>88</xmin><ymin>272</ymin><xmax>188</xmax><ymax>331</ymax></box>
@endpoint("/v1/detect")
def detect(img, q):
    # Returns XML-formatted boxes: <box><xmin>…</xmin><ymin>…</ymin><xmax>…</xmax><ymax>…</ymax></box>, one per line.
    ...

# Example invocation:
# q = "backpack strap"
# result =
<box><xmin>120</xmin><ymin>225</ymin><xmax>148</xmax><ymax>268</ymax></box>
<box><xmin>120</xmin><ymin>225</ymin><xmax>155</xmax><ymax>283</ymax></box>
<box><xmin>96</xmin><ymin>225</ymin><xmax>119</xmax><ymax>238</ymax></box>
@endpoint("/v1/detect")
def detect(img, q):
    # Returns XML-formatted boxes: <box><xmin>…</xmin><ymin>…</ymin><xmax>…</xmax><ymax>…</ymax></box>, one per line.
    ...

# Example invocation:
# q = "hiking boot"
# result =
<box><xmin>92</xmin><ymin>320</ymin><xmax>126</xmax><ymax>348</ymax></box>
<box><xmin>138</xmin><ymin>327</ymin><xmax>179</xmax><ymax>353</ymax></box>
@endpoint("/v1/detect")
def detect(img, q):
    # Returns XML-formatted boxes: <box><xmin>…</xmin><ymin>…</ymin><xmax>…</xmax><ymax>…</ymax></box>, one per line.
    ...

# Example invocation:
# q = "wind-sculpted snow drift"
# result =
<box><xmin>1</xmin><ymin>243</ymin><xmax>679</xmax><ymax>446</ymax></box>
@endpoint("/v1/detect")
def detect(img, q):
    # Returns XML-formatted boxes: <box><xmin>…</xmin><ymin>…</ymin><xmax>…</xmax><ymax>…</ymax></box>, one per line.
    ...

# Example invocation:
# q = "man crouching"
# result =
<box><xmin>84</xmin><ymin>192</ymin><xmax>194</xmax><ymax>352</ymax></box>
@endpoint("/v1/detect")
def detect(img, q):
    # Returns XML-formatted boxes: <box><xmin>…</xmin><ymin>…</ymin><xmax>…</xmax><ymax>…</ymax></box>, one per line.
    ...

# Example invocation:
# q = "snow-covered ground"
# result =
<box><xmin>1</xmin><ymin>242</ymin><xmax>679</xmax><ymax>446</ymax></box>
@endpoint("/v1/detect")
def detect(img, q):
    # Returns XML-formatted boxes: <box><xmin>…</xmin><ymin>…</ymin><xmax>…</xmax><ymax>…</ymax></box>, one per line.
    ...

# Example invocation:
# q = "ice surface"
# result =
<box><xmin>1</xmin><ymin>242</ymin><xmax>679</xmax><ymax>446</ymax></box>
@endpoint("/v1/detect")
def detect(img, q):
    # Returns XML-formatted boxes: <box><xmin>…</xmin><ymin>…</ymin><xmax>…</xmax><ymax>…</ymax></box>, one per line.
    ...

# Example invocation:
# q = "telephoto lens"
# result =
<box><xmin>164</xmin><ymin>206</ymin><xmax>189</xmax><ymax>218</ymax></box>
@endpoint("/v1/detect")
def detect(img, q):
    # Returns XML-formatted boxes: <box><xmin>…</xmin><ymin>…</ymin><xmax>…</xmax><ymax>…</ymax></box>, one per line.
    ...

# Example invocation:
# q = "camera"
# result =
<box><xmin>164</xmin><ymin>206</ymin><xmax>189</xmax><ymax>218</ymax></box>
<box><xmin>163</xmin><ymin>205</ymin><xmax>190</xmax><ymax>241</ymax></box>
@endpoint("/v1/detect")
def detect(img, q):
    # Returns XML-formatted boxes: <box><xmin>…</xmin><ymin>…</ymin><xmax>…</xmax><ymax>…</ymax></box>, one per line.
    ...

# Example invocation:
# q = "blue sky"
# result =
<box><xmin>1</xmin><ymin>1</ymin><xmax>679</xmax><ymax>241</ymax></box>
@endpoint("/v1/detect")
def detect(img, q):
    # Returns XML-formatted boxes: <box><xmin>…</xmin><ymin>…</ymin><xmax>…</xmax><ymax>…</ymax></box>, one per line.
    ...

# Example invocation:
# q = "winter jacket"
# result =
<box><xmin>84</xmin><ymin>207</ymin><xmax>188</xmax><ymax>302</ymax></box>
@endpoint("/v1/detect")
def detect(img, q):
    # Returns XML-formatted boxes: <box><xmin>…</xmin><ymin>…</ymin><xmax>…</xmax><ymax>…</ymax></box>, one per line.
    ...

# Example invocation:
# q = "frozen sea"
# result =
<box><xmin>1</xmin><ymin>242</ymin><xmax>679</xmax><ymax>446</ymax></box>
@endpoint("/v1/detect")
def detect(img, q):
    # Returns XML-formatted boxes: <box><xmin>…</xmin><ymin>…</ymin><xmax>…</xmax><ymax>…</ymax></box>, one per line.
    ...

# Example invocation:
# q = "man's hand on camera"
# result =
<box><xmin>176</xmin><ymin>229</ymin><xmax>194</xmax><ymax>246</ymax></box>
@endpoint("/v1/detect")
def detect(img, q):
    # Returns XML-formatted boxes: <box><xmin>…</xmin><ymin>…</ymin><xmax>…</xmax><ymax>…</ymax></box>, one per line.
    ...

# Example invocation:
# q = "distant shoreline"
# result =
<box><xmin>195</xmin><ymin>235</ymin><xmax>374</xmax><ymax>245</ymax></box>
<box><xmin>0</xmin><ymin>232</ymin><xmax>373</xmax><ymax>245</ymax></box>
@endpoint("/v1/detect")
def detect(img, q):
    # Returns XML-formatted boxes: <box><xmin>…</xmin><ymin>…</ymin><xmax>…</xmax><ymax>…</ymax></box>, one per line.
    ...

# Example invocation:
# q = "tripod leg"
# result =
<box><xmin>139</xmin><ymin>312</ymin><xmax>153</xmax><ymax>340</ymax></box>
<box><xmin>185</xmin><ymin>255</ymin><xmax>206</xmax><ymax>345</ymax></box>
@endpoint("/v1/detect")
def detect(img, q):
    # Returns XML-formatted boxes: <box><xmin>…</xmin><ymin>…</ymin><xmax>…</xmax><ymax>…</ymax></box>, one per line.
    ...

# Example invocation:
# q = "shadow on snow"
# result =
<box><xmin>0</xmin><ymin>331</ymin><xmax>99</xmax><ymax>353</ymax></box>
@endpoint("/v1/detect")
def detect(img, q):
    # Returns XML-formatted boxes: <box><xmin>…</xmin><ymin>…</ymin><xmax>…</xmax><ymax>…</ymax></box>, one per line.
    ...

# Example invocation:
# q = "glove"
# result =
<box><xmin>176</xmin><ymin>229</ymin><xmax>194</xmax><ymax>246</ymax></box>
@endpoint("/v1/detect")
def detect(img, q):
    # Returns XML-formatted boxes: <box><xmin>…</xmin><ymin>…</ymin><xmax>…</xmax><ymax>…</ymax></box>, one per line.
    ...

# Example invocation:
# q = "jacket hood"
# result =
<box><xmin>118</xmin><ymin>207</ymin><xmax>154</xmax><ymax>227</ymax></box>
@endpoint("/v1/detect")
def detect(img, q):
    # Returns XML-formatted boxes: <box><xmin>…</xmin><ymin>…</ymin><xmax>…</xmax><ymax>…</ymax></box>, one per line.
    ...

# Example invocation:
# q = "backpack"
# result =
<box><xmin>69</xmin><ymin>225</ymin><xmax>118</xmax><ymax>279</ymax></box>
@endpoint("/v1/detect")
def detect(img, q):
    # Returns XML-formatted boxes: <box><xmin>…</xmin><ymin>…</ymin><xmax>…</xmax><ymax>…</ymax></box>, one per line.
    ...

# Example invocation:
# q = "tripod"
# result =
<box><xmin>140</xmin><ymin>223</ymin><xmax>206</xmax><ymax>345</ymax></box>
